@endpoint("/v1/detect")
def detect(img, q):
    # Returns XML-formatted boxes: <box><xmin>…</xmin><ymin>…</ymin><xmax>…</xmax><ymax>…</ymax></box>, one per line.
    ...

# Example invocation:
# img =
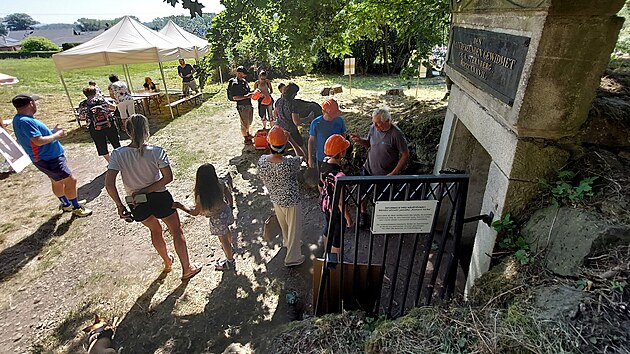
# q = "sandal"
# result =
<box><xmin>215</xmin><ymin>259</ymin><xmax>236</xmax><ymax>271</ymax></box>
<box><xmin>163</xmin><ymin>253</ymin><xmax>175</xmax><ymax>273</ymax></box>
<box><xmin>181</xmin><ymin>262</ymin><xmax>203</xmax><ymax>281</ymax></box>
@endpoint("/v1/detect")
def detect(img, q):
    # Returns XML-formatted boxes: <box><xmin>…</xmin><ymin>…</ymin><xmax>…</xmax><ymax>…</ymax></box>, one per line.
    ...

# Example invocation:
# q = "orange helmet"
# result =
<box><xmin>261</xmin><ymin>94</ymin><xmax>272</xmax><ymax>105</ymax></box>
<box><xmin>252</xmin><ymin>90</ymin><xmax>261</xmax><ymax>100</ymax></box>
<box><xmin>324</xmin><ymin>134</ymin><xmax>350</xmax><ymax>157</ymax></box>
<box><xmin>322</xmin><ymin>98</ymin><xmax>342</xmax><ymax>117</ymax></box>
<box><xmin>267</xmin><ymin>126</ymin><xmax>288</xmax><ymax>146</ymax></box>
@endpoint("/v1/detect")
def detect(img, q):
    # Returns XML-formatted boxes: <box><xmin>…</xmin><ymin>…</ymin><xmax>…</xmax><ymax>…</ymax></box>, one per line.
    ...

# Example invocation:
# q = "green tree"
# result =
<box><xmin>163</xmin><ymin>0</ymin><xmax>205</xmax><ymax>18</ymax></box>
<box><xmin>20</xmin><ymin>36</ymin><xmax>59</xmax><ymax>52</ymax></box>
<box><xmin>615</xmin><ymin>3</ymin><xmax>630</xmax><ymax>53</ymax></box>
<box><xmin>0</xmin><ymin>23</ymin><xmax>8</xmax><ymax>37</ymax></box>
<box><xmin>207</xmin><ymin>0</ymin><xmax>449</xmax><ymax>74</ymax></box>
<box><xmin>144</xmin><ymin>13</ymin><xmax>215</xmax><ymax>36</ymax></box>
<box><xmin>4</xmin><ymin>13</ymin><xmax>39</xmax><ymax>30</ymax></box>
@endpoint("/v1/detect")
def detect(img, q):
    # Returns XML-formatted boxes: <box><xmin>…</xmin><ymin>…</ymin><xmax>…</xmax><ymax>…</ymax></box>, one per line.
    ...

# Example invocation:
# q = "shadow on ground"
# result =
<box><xmin>0</xmin><ymin>213</ymin><xmax>75</xmax><ymax>283</ymax></box>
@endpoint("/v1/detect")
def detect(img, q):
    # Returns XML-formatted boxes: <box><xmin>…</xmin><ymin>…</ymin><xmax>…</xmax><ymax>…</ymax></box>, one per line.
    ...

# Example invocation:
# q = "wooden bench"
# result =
<box><xmin>164</xmin><ymin>92</ymin><xmax>203</xmax><ymax>116</ymax></box>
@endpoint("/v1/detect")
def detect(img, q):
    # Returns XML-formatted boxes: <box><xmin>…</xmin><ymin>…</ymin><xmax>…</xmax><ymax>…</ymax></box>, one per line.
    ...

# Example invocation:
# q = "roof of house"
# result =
<box><xmin>7</xmin><ymin>28</ymin><xmax>106</xmax><ymax>47</ymax></box>
<box><xmin>0</xmin><ymin>36</ymin><xmax>21</xmax><ymax>48</ymax></box>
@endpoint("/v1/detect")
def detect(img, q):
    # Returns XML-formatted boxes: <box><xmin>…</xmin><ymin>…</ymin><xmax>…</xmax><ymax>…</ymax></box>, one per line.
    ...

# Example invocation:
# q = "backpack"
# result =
<box><xmin>89</xmin><ymin>104</ymin><xmax>112</xmax><ymax>131</ymax></box>
<box><xmin>319</xmin><ymin>169</ymin><xmax>346</xmax><ymax>214</ymax></box>
<box><xmin>227</xmin><ymin>78</ymin><xmax>236</xmax><ymax>101</ymax></box>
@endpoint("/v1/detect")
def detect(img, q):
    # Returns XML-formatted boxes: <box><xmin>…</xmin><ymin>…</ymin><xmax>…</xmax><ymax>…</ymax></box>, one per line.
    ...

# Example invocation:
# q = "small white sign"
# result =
<box><xmin>344</xmin><ymin>58</ymin><xmax>355</xmax><ymax>76</ymax></box>
<box><xmin>371</xmin><ymin>200</ymin><xmax>438</xmax><ymax>234</ymax></box>
<box><xmin>0</xmin><ymin>127</ymin><xmax>31</xmax><ymax>173</ymax></box>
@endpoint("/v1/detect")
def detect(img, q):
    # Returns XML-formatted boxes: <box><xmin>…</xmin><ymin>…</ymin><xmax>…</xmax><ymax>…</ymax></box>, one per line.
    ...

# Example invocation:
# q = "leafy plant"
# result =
<box><xmin>576</xmin><ymin>278</ymin><xmax>589</xmax><ymax>290</ymax></box>
<box><xmin>610</xmin><ymin>280</ymin><xmax>627</xmax><ymax>293</ymax></box>
<box><xmin>539</xmin><ymin>170</ymin><xmax>598</xmax><ymax>206</ymax></box>
<box><xmin>20</xmin><ymin>36</ymin><xmax>59</xmax><ymax>52</ymax></box>
<box><xmin>492</xmin><ymin>213</ymin><xmax>532</xmax><ymax>265</ymax></box>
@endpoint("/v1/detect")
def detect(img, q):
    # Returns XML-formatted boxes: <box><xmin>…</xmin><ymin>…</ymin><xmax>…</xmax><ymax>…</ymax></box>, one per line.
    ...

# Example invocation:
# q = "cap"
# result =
<box><xmin>322</xmin><ymin>98</ymin><xmax>342</xmax><ymax>118</ymax></box>
<box><xmin>267</xmin><ymin>125</ymin><xmax>289</xmax><ymax>148</ymax></box>
<box><xmin>324</xmin><ymin>134</ymin><xmax>351</xmax><ymax>157</ymax></box>
<box><xmin>236</xmin><ymin>66</ymin><xmax>248</xmax><ymax>74</ymax></box>
<box><xmin>12</xmin><ymin>94</ymin><xmax>40</xmax><ymax>108</ymax></box>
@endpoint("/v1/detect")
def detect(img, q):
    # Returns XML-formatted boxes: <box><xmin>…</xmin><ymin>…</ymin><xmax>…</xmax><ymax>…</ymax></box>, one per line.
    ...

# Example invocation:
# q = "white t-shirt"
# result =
<box><xmin>108</xmin><ymin>145</ymin><xmax>170</xmax><ymax>195</ymax></box>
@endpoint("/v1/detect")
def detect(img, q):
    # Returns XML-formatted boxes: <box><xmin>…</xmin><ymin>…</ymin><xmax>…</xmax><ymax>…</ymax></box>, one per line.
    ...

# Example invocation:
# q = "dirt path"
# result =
<box><xmin>0</xmin><ymin>100</ymin><xmax>324</xmax><ymax>353</ymax></box>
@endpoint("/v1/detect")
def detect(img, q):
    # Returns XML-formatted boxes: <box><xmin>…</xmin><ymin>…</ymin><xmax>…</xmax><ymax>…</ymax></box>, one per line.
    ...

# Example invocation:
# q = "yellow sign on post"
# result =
<box><xmin>344</xmin><ymin>58</ymin><xmax>355</xmax><ymax>95</ymax></box>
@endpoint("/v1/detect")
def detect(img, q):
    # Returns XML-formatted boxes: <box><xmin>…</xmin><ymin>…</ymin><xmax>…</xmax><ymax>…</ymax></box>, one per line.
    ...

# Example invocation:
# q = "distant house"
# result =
<box><xmin>7</xmin><ymin>28</ymin><xmax>106</xmax><ymax>48</ymax></box>
<box><xmin>0</xmin><ymin>36</ymin><xmax>21</xmax><ymax>51</ymax></box>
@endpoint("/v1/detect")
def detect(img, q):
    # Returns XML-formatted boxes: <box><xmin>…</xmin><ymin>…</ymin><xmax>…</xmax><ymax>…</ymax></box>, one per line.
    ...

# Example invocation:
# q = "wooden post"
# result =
<box><xmin>349</xmin><ymin>74</ymin><xmax>352</xmax><ymax>95</ymax></box>
<box><xmin>416</xmin><ymin>64</ymin><xmax>420</xmax><ymax>97</ymax></box>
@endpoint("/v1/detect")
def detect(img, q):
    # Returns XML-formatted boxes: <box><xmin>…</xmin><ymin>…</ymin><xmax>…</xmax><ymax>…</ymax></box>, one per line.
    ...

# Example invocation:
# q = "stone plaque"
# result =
<box><xmin>448</xmin><ymin>27</ymin><xmax>530</xmax><ymax>105</ymax></box>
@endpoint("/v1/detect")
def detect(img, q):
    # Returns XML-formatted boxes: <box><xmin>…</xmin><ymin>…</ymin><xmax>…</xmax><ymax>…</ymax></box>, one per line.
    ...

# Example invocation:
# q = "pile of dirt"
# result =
<box><xmin>341</xmin><ymin>96</ymin><xmax>446</xmax><ymax>176</ymax></box>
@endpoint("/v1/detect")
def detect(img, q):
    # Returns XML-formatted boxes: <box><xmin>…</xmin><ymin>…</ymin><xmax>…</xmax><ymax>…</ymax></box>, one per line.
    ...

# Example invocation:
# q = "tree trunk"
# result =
<box><xmin>382</xmin><ymin>26</ymin><xmax>390</xmax><ymax>75</ymax></box>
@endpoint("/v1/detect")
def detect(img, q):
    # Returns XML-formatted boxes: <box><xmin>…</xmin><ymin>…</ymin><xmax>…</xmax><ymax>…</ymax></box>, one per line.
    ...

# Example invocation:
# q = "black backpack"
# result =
<box><xmin>227</xmin><ymin>78</ymin><xmax>236</xmax><ymax>101</ymax></box>
<box><xmin>89</xmin><ymin>105</ymin><xmax>112</xmax><ymax>130</ymax></box>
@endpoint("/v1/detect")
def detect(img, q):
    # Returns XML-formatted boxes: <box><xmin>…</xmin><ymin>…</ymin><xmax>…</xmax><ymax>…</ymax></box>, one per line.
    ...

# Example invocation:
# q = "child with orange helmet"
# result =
<box><xmin>253</xmin><ymin>71</ymin><xmax>274</xmax><ymax>129</ymax></box>
<box><xmin>256</xmin><ymin>126</ymin><xmax>305</xmax><ymax>267</ymax></box>
<box><xmin>319</xmin><ymin>134</ymin><xmax>354</xmax><ymax>256</ymax></box>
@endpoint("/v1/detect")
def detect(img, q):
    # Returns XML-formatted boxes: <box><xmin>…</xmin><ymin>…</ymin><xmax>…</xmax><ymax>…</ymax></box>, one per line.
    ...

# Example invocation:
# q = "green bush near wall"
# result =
<box><xmin>0</xmin><ymin>51</ymin><xmax>59</xmax><ymax>59</ymax></box>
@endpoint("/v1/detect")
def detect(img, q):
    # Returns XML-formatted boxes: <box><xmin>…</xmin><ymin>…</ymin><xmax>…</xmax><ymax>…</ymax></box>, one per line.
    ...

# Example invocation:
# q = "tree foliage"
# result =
<box><xmin>74</xmin><ymin>16</ymin><xmax>140</xmax><ymax>32</ymax></box>
<box><xmin>163</xmin><ymin>0</ymin><xmax>205</xmax><ymax>18</ymax></box>
<box><xmin>4</xmin><ymin>13</ymin><xmax>39</xmax><ymax>30</ymax></box>
<box><xmin>144</xmin><ymin>13</ymin><xmax>216</xmax><ymax>37</ymax></box>
<box><xmin>20</xmin><ymin>36</ymin><xmax>59</xmax><ymax>52</ymax></box>
<box><xmin>0</xmin><ymin>23</ymin><xmax>7</xmax><ymax>37</ymax></box>
<box><xmin>208</xmin><ymin>0</ymin><xmax>450</xmax><ymax>75</ymax></box>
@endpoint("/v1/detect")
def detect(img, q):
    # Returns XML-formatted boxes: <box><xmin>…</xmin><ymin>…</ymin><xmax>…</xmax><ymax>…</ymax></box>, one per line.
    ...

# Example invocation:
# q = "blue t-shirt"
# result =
<box><xmin>12</xmin><ymin>114</ymin><xmax>64</xmax><ymax>162</ymax></box>
<box><xmin>309</xmin><ymin>115</ymin><xmax>347</xmax><ymax>162</ymax></box>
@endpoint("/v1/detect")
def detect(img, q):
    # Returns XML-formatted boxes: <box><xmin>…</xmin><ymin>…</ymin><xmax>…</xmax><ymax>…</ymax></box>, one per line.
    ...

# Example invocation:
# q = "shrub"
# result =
<box><xmin>20</xmin><ymin>36</ymin><xmax>59</xmax><ymax>52</ymax></box>
<box><xmin>61</xmin><ymin>42</ymin><xmax>81</xmax><ymax>51</ymax></box>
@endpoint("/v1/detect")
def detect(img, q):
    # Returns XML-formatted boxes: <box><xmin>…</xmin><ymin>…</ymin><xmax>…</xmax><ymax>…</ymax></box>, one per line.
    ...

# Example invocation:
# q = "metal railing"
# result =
<box><xmin>314</xmin><ymin>174</ymin><xmax>470</xmax><ymax>318</ymax></box>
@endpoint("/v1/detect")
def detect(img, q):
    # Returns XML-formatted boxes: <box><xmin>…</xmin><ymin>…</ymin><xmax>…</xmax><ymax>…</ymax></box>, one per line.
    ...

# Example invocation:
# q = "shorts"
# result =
<box><xmin>182</xmin><ymin>80</ymin><xmax>198</xmax><ymax>94</ymax></box>
<box><xmin>322</xmin><ymin>210</ymin><xmax>346</xmax><ymax>248</ymax></box>
<box><xmin>33</xmin><ymin>155</ymin><xmax>72</xmax><ymax>181</ymax></box>
<box><xmin>129</xmin><ymin>190</ymin><xmax>176</xmax><ymax>222</ymax></box>
<box><xmin>237</xmin><ymin>105</ymin><xmax>254</xmax><ymax>132</ymax></box>
<box><xmin>258</xmin><ymin>100</ymin><xmax>273</xmax><ymax>120</ymax></box>
<box><xmin>207</xmin><ymin>203</ymin><xmax>235</xmax><ymax>235</ymax></box>
<box><xmin>89</xmin><ymin>125</ymin><xmax>121</xmax><ymax>156</ymax></box>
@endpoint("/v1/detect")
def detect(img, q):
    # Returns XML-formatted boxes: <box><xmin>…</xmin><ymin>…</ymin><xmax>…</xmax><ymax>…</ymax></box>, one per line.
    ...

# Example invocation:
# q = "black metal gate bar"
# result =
<box><xmin>441</xmin><ymin>180</ymin><xmax>469</xmax><ymax>300</ymax></box>
<box><xmin>314</xmin><ymin>174</ymin><xmax>470</xmax><ymax>318</ymax></box>
<box><xmin>413</xmin><ymin>182</ymin><xmax>445</xmax><ymax>308</ymax></box>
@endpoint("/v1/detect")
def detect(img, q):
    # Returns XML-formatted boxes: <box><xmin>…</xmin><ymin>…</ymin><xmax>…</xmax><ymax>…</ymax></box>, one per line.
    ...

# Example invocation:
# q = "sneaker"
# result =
<box><xmin>72</xmin><ymin>206</ymin><xmax>93</xmax><ymax>217</ymax></box>
<box><xmin>59</xmin><ymin>204</ymin><xmax>73</xmax><ymax>212</ymax></box>
<box><xmin>215</xmin><ymin>259</ymin><xmax>236</xmax><ymax>271</ymax></box>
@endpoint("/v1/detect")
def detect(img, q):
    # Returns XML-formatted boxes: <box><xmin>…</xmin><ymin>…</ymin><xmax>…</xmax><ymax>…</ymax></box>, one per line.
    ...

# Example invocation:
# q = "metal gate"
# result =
<box><xmin>314</xmin><ymin>174</ymin><xmax>470</xmax><ymax>318</ymax></box>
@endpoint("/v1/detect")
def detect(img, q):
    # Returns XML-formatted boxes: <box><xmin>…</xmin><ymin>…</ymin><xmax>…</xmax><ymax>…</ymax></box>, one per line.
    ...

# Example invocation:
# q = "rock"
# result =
<box><xmin>619</xmin><ymin>150</ymin><xmax>630</xmax><ymax>161</ymax></box>
<box><xmin>386</xmin><ymin>88</ymin><xmax>404</xmax><ymax>96</ymax></box>
<box><xmin>522</xmin><ymin>205</ymin><xmax>630</xmax><ymax>276</ymax></box>
<box><xmin>534</xmin><ymin>285</ymin><xmax>584</xmax><ymax>321</ymax></box>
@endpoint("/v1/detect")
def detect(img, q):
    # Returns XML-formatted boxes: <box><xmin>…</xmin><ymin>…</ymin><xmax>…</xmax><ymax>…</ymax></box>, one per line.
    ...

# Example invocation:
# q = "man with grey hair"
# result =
<box><xmin>350</xmin><ymin>107</ymin><xmax>409</xmax><ymax>227</ymax></box>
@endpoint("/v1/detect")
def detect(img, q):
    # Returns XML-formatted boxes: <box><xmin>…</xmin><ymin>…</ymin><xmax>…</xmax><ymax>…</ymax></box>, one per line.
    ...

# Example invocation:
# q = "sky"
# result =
<box><xmin>0</xmin><ymin>0</ymin><xmax>225</xmax><ymax>24</ymax></box>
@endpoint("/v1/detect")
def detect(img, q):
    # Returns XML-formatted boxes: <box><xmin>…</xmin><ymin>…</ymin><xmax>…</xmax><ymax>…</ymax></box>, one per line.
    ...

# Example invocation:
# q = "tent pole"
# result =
<box><xmin>123</xmin><ymin>64</ymin><xmax>135</xmax><ymax>93</ymax></box>
<box><xmin>159</xmin><ymin>61</ymin><xmax>174</xmax><ymax>119</ymax></box>
<box><xmin>58</xmin><ymin>72</ymin><xmax>78</xmax><ymax>126</ymax></box>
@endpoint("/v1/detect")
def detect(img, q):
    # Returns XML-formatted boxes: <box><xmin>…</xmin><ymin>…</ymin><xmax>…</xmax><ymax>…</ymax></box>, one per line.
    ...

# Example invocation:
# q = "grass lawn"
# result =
<box><xmin>1</xmin><ymin>57</ymin><xmax>445</xmax><ymax>129</ymax></box>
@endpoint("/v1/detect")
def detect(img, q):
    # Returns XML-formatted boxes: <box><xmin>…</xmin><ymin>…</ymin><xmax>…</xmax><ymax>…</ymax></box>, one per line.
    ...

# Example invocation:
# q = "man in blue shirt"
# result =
<box><xmin>12</xmin><ymin>94</ymin><xmax>92</xmax><ymax>217</ymax></box>
<box><xmin>307</xmin><ymin>98</ymin><xmax>347</xmax><ymax>168</ymax></box>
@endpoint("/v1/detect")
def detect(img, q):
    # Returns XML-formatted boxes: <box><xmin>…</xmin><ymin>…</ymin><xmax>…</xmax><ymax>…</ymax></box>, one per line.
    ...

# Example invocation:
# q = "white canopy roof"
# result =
<box><xmin>52</xmin><ymin>16</ymin><xmax>194</xmax><ymax>71</ymax></box>
<box><xmin>159</xmin><ymin>20</ymin><xmax>209</xmax><ymax>59</ymax></box>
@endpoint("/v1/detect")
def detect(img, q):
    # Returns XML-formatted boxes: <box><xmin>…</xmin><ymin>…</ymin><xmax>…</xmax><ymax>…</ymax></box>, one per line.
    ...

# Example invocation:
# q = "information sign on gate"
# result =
<box><xmin>371</xmin><ymin>200</ymin><xmax>438</xmax><ymax>234</ymax></box>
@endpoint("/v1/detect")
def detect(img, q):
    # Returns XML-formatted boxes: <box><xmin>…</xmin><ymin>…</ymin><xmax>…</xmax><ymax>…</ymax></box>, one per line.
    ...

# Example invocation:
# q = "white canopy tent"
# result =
<box><xmin>159</xmin><ymin>20</ymin><xmax>209</xmax><ymax>60</ymax></box>
<box><xmin>52</xmin><ymin>16</ymin><xmax>198</xmax><ymax>119</ymax></box>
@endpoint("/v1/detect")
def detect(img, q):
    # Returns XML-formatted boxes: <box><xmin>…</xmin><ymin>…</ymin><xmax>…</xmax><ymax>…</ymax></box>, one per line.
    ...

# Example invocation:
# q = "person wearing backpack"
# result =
<box><xmin>227</xmin><ymin>66</ymin><xmax>254</xmax><ymax>144</ymax></box>
<box><xmin>78</xmin><ymin>86</ymin><xmax>121</xmax><ymax>162</ymax></box>
<box><xmin>319</xmin><ymin>134</ymin><xmax>354</xmax><ymax>256</ymax></box>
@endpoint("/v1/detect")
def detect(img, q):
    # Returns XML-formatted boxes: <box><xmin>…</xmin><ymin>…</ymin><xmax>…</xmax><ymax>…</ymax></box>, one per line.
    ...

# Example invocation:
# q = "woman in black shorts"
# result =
<box><xmin>104</xmin><ymin>114</ymin><xmax>203</xmax><ymax>281</ymax></box>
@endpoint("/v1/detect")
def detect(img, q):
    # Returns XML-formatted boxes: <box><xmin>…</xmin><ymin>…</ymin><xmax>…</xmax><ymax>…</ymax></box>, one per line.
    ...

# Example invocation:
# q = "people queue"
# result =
<box><xmin>8</xmin><ymin>64</ymin><xmax>409</xmax><ymax>281</ymax></box>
